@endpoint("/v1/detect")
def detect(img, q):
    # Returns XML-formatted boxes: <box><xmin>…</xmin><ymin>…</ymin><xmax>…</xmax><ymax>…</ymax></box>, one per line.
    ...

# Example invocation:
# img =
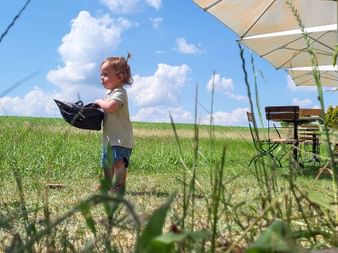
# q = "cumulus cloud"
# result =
<box><xmin>145</xmin><ymin>0</ymin><xmax>162</xmax><ymax>10</ymax></box>
<box><xmin>149</xmin><ymin>17</ymin><xmax>163</xmax><ymax>29</ymax></box>
<box><xmin>100</xmin><ymin>0</ymin><xmax>140</xmax><ymax>14</ymax></box>
<box><xmin>100</xmin><ymin>0</ymin><xmax>162</xmax><ymax>14</ymax></box>
<box><xmin>201</xmin><ymin>107</ymin><xmax>249</xmax><ymax>126</ymax></box>
<box><xmin>176</xmin><ymin>38</ymin><xmax>202</xmax><ymax>55</ymax></box>
<box><xmin>0</xmin><ymin>84</ymin><xmax>104</xmax><ymax>117</ymax></box>
<box><xmin>128</xmin><ymin>63</ymin><xmax>191</xmax><ymax>107</ymax></box>
<box><xmin>133</xmin><ymin>106</ymin><xmax>193</xmax><ymax>123</ymax></box>
<box><xmin>132</xmin><ymin>105</ymin><xmax>249</xmax><ymax>126</ymax></box>
<box><xmin>206</xmin><ymin>74</ymin><xmax>246</xmax><ymax>101</ymax></box>
<box><xmin>292</xmin><ymin>97</ymin><xmax>312</xmax><ymax>106</ymax></box>
<box><xmin>48</xmin><ymin>11</ymin><xmax>132</xmax><ymax>94</ymax></box>
<box><xmin>45</xmin><ymin>10</ymin><xmax>132</xmax><ymax>105</ymax></box>
<box><xmin>0</xmin><ymin>87</ymin><xmax>58</xmax><ymax>117</ymax></box>
<box><xmin>1</xmin><ymin>11</ymin><xmax>128</xmax><ymax>117</ymax></box>
<box><xmin>207</xmin><ymin>74</ymin><xmax>233</xmax><ymax>93</ymax></box>
<box><xmin>0</xmin><ymin>6</ymin><xmax>247</xmax><ymax>127</ymax></box>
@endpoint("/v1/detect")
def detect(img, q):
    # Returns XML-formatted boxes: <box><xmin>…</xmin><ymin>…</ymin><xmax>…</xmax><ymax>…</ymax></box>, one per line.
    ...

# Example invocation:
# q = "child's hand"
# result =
<box><xmin>95</xmin><ymin>99</ymin><xmax>120</xmax><ymax>112</ymax></box>
<box><xmin>95</xmin><ymin>99</ymin><xmax>103</xmax><ymax>108</ymax></box>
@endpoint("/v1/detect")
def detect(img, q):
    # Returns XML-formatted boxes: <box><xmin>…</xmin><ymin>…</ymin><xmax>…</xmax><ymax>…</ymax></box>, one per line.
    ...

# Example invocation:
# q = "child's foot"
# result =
<box><xmin>113</xmin><ymin>184</ymin><xmax>125</xmax><ymax>194</ymax></box>
<box><xmin>94</xmin><ymin>184</ymin><xmax>101</xmax><ymax>191</ymax></box>
<box><xmin>94</xmin><ymin>183</ymin><xmax>112</xmax><ymax>192</ymax></box>
<box><xmin>113</xmin><ymin>185</ymin><xmax>121</xmax><ymax>192</ymax></box>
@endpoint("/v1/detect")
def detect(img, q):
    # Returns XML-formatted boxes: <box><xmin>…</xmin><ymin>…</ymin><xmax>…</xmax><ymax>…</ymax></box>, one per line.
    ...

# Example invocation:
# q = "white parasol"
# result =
<box><xmin>241</xmin><ymin>25</ymin><xmax>336</xmax><ymax>69</ymax></box>
<box><xmin>288</xmin><ymin>65</ymin><xmax>338</xmax><ymax>86</ymax></box>
<box><xmin>193</xmin><ymin>0</ymin><xmax>338</xmax><ymax>87</ymax></box>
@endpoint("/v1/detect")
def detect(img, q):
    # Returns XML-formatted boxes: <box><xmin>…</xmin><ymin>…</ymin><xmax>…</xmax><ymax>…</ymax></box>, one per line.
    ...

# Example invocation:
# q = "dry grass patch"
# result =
<box><xmin>134</xmin><ymin>127</ymin><xmax>251</xmax><ymax>140</ymax></box>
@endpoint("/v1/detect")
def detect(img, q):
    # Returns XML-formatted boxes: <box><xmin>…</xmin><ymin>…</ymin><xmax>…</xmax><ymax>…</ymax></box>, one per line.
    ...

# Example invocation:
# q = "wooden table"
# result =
<box><xmin>265</xmin><ymin>106</ymin><xmax>323</xmax><ymax>164</ymax></box>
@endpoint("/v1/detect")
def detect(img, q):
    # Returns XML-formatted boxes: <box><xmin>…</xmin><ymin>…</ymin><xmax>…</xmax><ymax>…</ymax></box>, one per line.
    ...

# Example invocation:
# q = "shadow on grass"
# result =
<box><xmin>126</xmin><ymin>190</ymin><xmax>205</xmax><ymax>199</ymax></box>
<box><xmin>300</xmin><ymin>163</ymin><xmax>333</xmax><ymax>180</ymax></box>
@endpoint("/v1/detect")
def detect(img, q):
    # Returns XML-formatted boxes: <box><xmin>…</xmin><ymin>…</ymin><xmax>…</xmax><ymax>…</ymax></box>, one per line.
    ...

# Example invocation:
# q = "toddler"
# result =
<box><xmin>95</xmin><ymin>54</ymin><xmax>134</xmax><ymax>193</ymax></box>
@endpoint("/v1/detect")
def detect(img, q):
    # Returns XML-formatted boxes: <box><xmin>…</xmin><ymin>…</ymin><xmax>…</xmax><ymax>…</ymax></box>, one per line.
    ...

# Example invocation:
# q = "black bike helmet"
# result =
<box><xmin>54</xmin><ymin>99</ymin><xmax>104</xmax><ymax>130</ymax></box>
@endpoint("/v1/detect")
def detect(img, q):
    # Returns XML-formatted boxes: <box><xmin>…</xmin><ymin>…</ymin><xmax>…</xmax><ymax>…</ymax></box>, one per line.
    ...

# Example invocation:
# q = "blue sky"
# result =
<box><xmin>0</xmin><ymin>0</ymin><xmax>336</xmax><ymax>126</ymax></box>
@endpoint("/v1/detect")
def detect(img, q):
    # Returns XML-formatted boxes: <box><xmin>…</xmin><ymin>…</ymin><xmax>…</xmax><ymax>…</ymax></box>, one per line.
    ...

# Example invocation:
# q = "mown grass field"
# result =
<box><xmin>0</xmin><ymin>116</ymin><xmax>334</xmax><ymax>251</ymax></box>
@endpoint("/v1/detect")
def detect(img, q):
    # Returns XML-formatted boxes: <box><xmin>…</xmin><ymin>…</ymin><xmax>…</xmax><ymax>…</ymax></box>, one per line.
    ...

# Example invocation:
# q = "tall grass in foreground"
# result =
<box><xmin>0</xmin><ymin>89</ymin><xmax>336</xmax><ymax>251</ymax></box>
<box><xmin>287</xmin><ymin>0</ymin><xmax>338</xmax><ymax>231</ymax></box>
<box><xmin>0</xmin><ymin>116</ymin><xmax>254</xmax><ymax>252</ymax></box>
<box><xmin>1</xmin><ymin>3</ymin><xmax>338</xmax><ymax>253</ymax></box>
<box><xmin>238</xmin><ymin>2</ymin><xmax>338</xmax><ymax>251</ymax></box>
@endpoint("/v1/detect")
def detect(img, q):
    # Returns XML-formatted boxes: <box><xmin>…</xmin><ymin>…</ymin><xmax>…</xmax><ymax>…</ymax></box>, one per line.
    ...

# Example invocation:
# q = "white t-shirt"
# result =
<box><xmin>102</xmin><ymin>87</ymin><xmax>134</xmax><ymax>149</ymax></box>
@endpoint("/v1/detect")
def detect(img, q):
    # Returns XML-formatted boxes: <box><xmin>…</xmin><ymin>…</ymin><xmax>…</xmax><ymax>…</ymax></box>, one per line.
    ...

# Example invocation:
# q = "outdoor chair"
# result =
<box><xmin>298</xmin><ymin>108</ymin><xmax>322</xmax><ymax>164</ymax></box>
<box><xmin>298</xmin><ymin>108</ymin><xmax>322</xmax><ymax>163</ymax></box>
<box><xmin>298</xmin><ymin>124</ymin><xmax>321</xmax><ymax>164</ymax></box>
<box><xmin>265</xmin><ymin>106</ymin><xmax>301</xmax><ymax>163</ymax></box>
<box><xmin>247</xmin><ymin>112</ymin><xmax>283</xmax><ymax>167</ymax></box>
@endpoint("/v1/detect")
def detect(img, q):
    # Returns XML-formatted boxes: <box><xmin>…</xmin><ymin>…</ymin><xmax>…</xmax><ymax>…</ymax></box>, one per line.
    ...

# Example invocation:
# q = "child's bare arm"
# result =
<box><xmin>95</xmin><ymin>99</ymin><xmax>121</xmax><ymax>112</ymax></box>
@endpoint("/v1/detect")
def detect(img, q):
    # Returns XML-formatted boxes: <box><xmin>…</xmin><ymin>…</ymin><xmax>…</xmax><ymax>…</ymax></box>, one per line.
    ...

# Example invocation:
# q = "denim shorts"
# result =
<box><xmin>101</xmin><ymin>146</ymin><xmax>132</xmax><ymax>168</ymax></box>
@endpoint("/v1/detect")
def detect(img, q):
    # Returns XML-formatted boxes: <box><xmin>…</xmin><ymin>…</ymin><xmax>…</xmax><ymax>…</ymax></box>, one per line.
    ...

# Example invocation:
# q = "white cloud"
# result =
<box><xmin>0</xmin><ymin>6</ymin><xmax>247</xmax><ymax>127</ymax></box>
<box><xmin>207</xmin><ymin>73</ymin><xmax>233</xmax><ymax>93</ymax></box>
<box><xmin>1</xmin><ymin>11</ymin><xmax>128</xmax><ymax>117</ymax></box>
<box><xmin>0</xmin><ymin>87</ymin><xmax>58</xmax><ymax>117</ymax></box>
<box><xmin>145</xmin><ymin>0</ymin><xmax>162</xmax><ymax>10</ymax></box>
<box><xmin>201</xmin><ymin>107</ymin><xmax>249</xmax><ymax>126</ymax></box>
<box><xmin>228</xmin><ymin>94</ymin><xmax>247</xmax><ymax>101</ymax></box>
<box><xmin>100</xmin><ymin>0</ymin><xmax>162</xmax><ymax>14</ymax></box>
<box><xmin>132</xmin><ymin>105</ymin><xmax>249</xmax><ymax>126</ymax></box>
<box><xmin>45</xmin><ymin>10</ymin><xmax>132</xmax><ymax>104</ymax></box>
<box><xmin>149</xmin><ymin>17</ymin><xmax>163</xmax><ymax>29</ymax></box>
<box><xmin>133</xmin><ymin>106</ymin><xmax>193</xmax><ymax>123</ymax></box>
<box><xmin>292</xmin><ymin>97</ymin><xmax>312</xmax><ymax>106</ymax></box>
<box><xmin>206</xmin><ymin>74</ymin><xmax>247</xmax><ymax>101</ymax></box>
<box><xmin>176</xmin><ymin>38</ymin><xmax>202</xmax><ymax>55</ymax></box>
<box><xmin>128</xmin><ymin>63</ymin><xmax>191</xmax><ymax>107</ymax></box>
<box><xmin>0</xmin><ymin>85</ymin><xmax>104</xmax><ymax>117</ymax></box>
<box><xmin>47</xmin><ymin>11</ymin><xmax>132</xmax><ymax>94</ymax></box>
<box><xmin>287</xmin><ymin>75</ymin><xmax>316</xmax><ymax>92</ymax></box>
<box><xmin>100</xmin><ymin>0</ymin><xmax>140</xmax><ymax>14</ymax></box>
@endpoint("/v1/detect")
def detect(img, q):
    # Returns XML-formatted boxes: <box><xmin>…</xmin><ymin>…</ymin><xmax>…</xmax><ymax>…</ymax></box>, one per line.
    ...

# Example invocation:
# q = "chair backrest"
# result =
<box><xmin>247</xmin><ymin>111</ymin><xmax>254</xmax><ymax>124</ymax></box>
<box><xmin>247</xmin><ymin>111</ymin><xmax>260</xmax><ymax>144</ymax></box>
<box><xmin>265</xmin><ymin>106</ymin><xmax>299</xmax><ymax>121</ymax></box>
<box><xmin>299</xmin><ymin>108</ymin><xmax>321</xmax><ymax>118</ymax></box>
<box><xmin>298</xmin><ymin>108</ymin><xmax>322</xmax><ymax>141</ymax></box>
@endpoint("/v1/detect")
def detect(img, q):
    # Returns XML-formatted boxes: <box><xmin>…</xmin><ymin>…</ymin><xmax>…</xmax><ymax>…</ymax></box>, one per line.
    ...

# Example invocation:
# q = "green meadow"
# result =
<box><xmin>1</xmin><ymin>116</ymin><xmax>336</xmax><ymax>252</ymax></box>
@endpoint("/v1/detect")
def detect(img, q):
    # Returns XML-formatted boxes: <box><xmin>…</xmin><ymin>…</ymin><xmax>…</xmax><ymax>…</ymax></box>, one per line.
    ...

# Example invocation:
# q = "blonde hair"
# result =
<box><xmin>101</xmin><ymin>53</ymin><xmax>133</xmax><ymax>85</ymax></box>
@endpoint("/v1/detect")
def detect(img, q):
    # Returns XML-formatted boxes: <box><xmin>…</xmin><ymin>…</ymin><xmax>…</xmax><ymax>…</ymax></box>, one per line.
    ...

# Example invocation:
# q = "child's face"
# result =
<box><xmin>100</xmin><ymin>62</ymin><xmax>122</xmax><ymax>90</ymax></box>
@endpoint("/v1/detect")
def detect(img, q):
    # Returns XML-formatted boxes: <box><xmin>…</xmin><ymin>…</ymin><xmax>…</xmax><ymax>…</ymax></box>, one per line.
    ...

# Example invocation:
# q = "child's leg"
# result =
<box><xmin>113</xmin><ymin>159</ymin><xmax>127</xmax><ymax>187</ymax></box>
<box><xmin>98</xmin><ymin>147</ymin><xmax>114</xmax><ymax>190</ymax></box>
<box><xmin>111</xmin><ymin>146</ymin><xmax>132</xmax><ymax>192</ymax></box>
<box><xmin>103</xmin><ymin>166</ymin><xmax>114</xmax><ymax>186</ymax></box>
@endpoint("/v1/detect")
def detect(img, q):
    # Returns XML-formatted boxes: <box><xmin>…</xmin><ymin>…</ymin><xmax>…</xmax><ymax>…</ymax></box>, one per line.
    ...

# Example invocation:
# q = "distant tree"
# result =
<box><xmin>326</xmin><ymin>105</ymin><xmax>338</xmax><ymax>129</ymax></box>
